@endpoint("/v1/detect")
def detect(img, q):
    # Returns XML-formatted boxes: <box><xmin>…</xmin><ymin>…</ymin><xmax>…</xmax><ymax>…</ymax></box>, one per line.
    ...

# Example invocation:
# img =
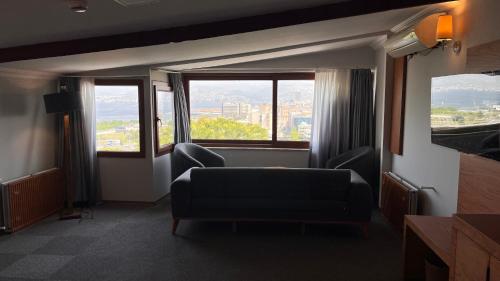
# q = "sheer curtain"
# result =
<box><xmin>169</xmin><ymin>73</ymin><xmax>191</xmax><ymax>143</ymax></box>
<box><xmin>79</xmin><ymin>78</ymin><xmax>99</xmax><ymax>204</ymax></box>
<box><xmin>309</xmin><ymin>70</ymin><xmax>351</xmax><ymax>168</ymax></box>
<box><xmin>58</xmin><ymin>77</ymin><xmax>99</xmax><ymax>205</ymax></box>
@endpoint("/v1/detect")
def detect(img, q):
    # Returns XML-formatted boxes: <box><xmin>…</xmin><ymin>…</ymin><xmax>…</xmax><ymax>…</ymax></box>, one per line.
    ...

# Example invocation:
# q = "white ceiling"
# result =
<box><xmin>0</xmin><ymin>2</ymin><xmax>456</xmax><ymax>74</ymax></box>
<box><xmin>0</xmin><ymin>0</ymin><xmax>345</xmax><ymax>48</ymax></box>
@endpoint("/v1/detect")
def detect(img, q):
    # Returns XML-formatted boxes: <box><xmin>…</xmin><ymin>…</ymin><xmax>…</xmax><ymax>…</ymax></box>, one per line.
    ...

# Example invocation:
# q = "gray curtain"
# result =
<box><xmin>349</xmin><ymin>69</ymin><xmax>374</xmax><ymax>149</ymax></box>
<box><xmin>169</xmin><ymin>73</ymin><xmax>191</xmax><ymax>143</ymax></box>
<box><xmin>309</xmin><ymin>70</ymin><xmax>352</xmax><ymax>168</ymax></box>
<box><xmin>58</xmin><ymin>77</ymin><xmax>99</xmax><ymax>205</ymax></box>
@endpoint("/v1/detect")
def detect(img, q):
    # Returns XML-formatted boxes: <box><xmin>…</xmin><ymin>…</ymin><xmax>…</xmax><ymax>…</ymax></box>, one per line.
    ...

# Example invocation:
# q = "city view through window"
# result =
<box><xmin>95</xmin><ymin>85</ymin><xmax>141</xmax><ymax>152</ymax></box>
<box><xmin>189</xmin><ymin>79</ymin><xmax>314</xmax><ymax>141</ymax></box>
<box><xmin>156</xmin><ymin>90</ymin><xmax>175</xmax><ymax>148</ymax></box>
<box><xmin>431</xmin><ymin>74</ymin><xmax>500</xmax><ymax>129</ymax></box>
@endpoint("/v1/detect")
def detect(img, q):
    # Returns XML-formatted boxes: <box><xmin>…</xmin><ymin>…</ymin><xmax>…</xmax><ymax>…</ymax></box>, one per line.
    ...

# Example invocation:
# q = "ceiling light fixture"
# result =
<box><xmin>66</xmin><ymin>0</ymin><xmax>88</xmax><ymax>13</ymax></box>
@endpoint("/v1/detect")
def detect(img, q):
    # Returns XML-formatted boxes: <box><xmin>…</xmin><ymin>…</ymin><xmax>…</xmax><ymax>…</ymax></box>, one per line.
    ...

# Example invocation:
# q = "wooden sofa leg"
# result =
<box><xmin>172</xmin><ymin>218</ymin><xmax>180</xmax><ymax>235</ymax></box>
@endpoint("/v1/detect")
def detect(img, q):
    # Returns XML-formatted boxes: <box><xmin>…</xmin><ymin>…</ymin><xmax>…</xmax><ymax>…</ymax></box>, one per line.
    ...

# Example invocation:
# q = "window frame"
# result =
<box><xmin>94</xmin><ymin>79</ymin><xmax>146</xmax><ymax>158</ymax></box>
<box><xmin>183</xmin><ymin>73</ymin><xmax>315</xmax><ymax>149</ymax></box>
<box><xmin>152</xmin><ymin>81</ymin><xmax>175</xmax><ymax>157</ymax></box>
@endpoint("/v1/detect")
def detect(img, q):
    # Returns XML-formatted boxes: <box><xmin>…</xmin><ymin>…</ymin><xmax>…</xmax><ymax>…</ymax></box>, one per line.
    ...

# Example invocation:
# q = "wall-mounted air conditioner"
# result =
<box><xmin>384</xmin><ymin>13</ymin><xmax>443</xmax><ymax>58</ymax></box>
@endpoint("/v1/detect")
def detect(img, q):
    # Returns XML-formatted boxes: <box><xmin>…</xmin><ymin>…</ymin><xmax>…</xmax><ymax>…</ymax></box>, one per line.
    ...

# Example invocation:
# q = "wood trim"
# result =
<box><xmin>184</xmin><ymin>73</ymin><xmax>314</xmax><ymax>148</ymax></box>
<box><xmin>403</xmin><ymin>215</ymin><xmax>453</xmax><ymax>281</ymax></box>
<box><xmin>457</xmin><ymin>153</ymin><xmax>500</xmax><ymax>214</ymax></box>
<box><xmin>183</xmin><ymin>73</ymin><xmax>315</xmax><ymax>80</ymax></box>
<box><xmin>465</xmin><ymin>39</ymin><xmax>500</xmax><ymax>74</ymax></box>
<box><xmin>389</xmin><ymin>56</ymin><xmax>407</xmax><ymax>155</ymax></box>
<box><xmin>95</xmin><ymin>79</ymin><xmax>146</xmax><ymax>158</ymax></box>
<box><xmin>272</xmin><ymin>78</ymin><xmax>278</xmax><ymax>143</ymax></box>
<box><xmin>0</xmin><ymin>0</ymin><xmax>447</xmax><ymax>63</ymax></box>
<box><xmin>152</xmin><ymin>84</ymin><xmax>175</xmax><ymax>157</ymax></box>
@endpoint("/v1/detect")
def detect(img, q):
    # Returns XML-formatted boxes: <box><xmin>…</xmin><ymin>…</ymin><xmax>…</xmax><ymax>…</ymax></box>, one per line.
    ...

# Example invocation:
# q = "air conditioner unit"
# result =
<box><xmin>384</xmin><ymin>13</ymin><xmax>442</xmax><ymax>58</ymax></box>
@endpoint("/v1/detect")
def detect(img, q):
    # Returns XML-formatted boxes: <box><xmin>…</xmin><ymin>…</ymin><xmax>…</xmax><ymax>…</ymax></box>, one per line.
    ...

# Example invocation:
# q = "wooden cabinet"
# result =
<box><xmin>454</xmin><ymin>232</ymin><xmax>490</xmax><ymax>281</ymax></box>
<box><xmin>451</xmin><ymin>215</ymin><xmax>500</xmax><ymax>281</ymax></box>
<box><xmin>491</xmin><ymin>258</ymin><xmax>500</xmax><ymax>281</ymax></box>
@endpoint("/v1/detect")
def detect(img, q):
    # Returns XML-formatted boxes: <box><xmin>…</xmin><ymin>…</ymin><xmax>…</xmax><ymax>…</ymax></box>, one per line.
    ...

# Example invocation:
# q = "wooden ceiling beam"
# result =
<box><xmin>0</xmin><ymin>0</ymin><xmax>452</xmax><ymax>63</ymax></box>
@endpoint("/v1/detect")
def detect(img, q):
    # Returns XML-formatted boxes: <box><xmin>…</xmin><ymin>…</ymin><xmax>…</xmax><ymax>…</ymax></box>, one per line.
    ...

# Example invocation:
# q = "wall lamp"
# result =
<box><xmin>436</xmin><ymin>14</ymin><xmax>461</xmax><ymax>54</ymax></box>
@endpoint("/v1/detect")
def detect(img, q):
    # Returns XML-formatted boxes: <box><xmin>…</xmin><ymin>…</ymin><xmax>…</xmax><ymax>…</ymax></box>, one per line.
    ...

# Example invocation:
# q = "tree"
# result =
<box><xmin>290</xmin><ymin>128</ymin><xmax>300</xmax><ymax>141</ymax></box>
<box><xmin>191</xmin><ymin>118</ymin><xmax>269</xmax><ymax>140</ymax></box>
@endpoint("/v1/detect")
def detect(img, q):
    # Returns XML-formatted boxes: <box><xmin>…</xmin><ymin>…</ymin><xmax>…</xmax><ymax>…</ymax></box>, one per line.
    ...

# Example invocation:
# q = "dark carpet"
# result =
<box><xmin>0</xmin><ymin>197</ymin><xmax>403</xmax><ymax>281</ymax></box>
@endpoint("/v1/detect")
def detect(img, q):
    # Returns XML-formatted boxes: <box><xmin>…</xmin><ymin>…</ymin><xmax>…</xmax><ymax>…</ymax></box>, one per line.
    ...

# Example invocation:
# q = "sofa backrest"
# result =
<box><xmin>190</xmin><ymin>168</ymin><xmax>351</xmax><ymax>201</ymax></box>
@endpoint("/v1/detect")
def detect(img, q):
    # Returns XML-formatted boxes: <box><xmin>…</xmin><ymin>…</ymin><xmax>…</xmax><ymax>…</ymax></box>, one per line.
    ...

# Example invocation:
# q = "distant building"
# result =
<box><xmin>292</xmin><ymin>116</ymin><xmax>312</xmax><ymax>128</ymax></box>
<box><xmin>297</xmin><ymin>122</ymin><xmax>311</xmax><ymax>140</ymax></box>
<box><xmin>222</xmin><ymin>102</ymin><xmax>252</xmax><ymax>121</ymax></box>
<box><xmin>222</xmin><ymin>102</ymin><xmax>239</xmax><ymax>118</ymax></box>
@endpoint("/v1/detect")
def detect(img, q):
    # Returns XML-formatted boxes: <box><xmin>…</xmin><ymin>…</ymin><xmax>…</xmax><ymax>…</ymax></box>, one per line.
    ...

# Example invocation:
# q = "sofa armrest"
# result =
<box><xmin>170</xmin><ymin>169</ymin><xmax>193</xmax><ymax>218</ymax></box>
<box><xmin>348</xmin><ymin>170</ymin><xmax>373</xmax><ymax>222</ymax></box>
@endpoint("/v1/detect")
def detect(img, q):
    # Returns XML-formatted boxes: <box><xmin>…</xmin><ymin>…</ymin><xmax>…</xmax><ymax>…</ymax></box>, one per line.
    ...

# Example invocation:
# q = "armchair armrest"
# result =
<box><xmin>348</xmin><ymin>170</ymin><xmax>373</xmax><ymax>222</ymax></box>
<box><xmin>171</xmin><ymin>169</ymin><xmax>193</xmax><ymax>218</ymax></box>
<box><xmin>193</xmin><ymin>146</ymin><xmax>225</xmax><ymax>167</ymax></box>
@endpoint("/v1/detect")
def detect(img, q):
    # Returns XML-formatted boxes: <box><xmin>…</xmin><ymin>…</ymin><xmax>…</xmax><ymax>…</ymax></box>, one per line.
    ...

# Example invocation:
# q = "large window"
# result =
<box><xmin>153</xmin><ymin>81</ymin><xmax>175</xmax><ymax>156</ymax></box>
<box><xmin>95</xmin><ymin>80</ymin><xmax>145</xmax><ymax>157</ymax></box>
<box><xmin>185</xmin><ymin>73</ymin><xmax>315</xmax><ymax>148</ymax></box>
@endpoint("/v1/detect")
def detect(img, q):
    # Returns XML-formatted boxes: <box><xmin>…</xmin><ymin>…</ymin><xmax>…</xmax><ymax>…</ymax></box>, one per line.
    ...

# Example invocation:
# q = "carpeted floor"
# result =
<box><xmin>0</xmin><ymin>197</ymin><xmax>402</xmax><ymax>281</ymax></box>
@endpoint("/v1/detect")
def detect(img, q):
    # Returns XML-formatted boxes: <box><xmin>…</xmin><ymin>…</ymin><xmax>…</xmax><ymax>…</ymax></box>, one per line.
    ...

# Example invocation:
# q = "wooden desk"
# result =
<box><xmin>404</xmin><ymin>215</ymin><xmax>453</xmax><ymax>281</ymax></box>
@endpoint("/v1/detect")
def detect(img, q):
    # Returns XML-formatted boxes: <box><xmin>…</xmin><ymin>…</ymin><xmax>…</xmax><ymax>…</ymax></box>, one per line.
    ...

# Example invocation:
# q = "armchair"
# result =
<box><xmin>171</xmin><ymin>143</ymin><xmax>225</xmax><ymax>181</ymax></box>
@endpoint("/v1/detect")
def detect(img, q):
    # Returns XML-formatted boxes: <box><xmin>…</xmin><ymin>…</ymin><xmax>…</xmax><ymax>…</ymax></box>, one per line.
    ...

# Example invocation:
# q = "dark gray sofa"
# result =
<box><xmin>170</xmin><ymin>167</ymin><xmax>372</xmax><ymax>235</ymax></box>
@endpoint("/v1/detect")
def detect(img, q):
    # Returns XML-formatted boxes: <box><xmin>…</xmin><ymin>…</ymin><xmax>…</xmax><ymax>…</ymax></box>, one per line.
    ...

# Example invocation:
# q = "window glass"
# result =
<box><xmin>189</xmin><ymin>80</ymin><xmax>273</xmax><ymax>140</ymax></box>
<box><xmin>277</xmin><ymin>80</ymin><xmax>315</xmax><ymax>141</ymax></box>
<box><xmin>95</xmin><ymin>85</ymin><xmax>141</xmax><ymax>152</ymax></box>
<box><xmin>156</xmin><ymin>90</ymin><xmax>175</xmax><ymax>149</ymax></box>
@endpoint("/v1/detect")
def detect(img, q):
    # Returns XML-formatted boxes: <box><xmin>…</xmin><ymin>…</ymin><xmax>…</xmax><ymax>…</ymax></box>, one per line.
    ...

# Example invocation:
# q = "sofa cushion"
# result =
<box><xmin>190</xmin><ymin>168</ymin><xmax>351</xmax><ymax>201</ymax></box>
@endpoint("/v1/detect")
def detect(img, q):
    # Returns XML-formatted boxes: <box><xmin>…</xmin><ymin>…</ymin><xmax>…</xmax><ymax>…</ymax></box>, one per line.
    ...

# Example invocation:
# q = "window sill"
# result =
<box><xmin>194</xmin><ymin>141</ymin><xmax>309</xmax><ymax>150</ymax></box>
<box><xmin>207</xmin><ymin>146</ymin><xmax>309</xmax><ymax>152</ymax></box>
<box><xmin>97</xmin><ymin>151</ymin><xmax>145</xmax><ymax>158</ymax></box>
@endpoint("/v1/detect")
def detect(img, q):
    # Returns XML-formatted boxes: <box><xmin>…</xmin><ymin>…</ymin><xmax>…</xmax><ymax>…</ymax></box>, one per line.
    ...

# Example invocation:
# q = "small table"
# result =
<box><xmin>403</xmin><ymin>215</ymin><xmax>453</xmax><ymax>281</ymax></box>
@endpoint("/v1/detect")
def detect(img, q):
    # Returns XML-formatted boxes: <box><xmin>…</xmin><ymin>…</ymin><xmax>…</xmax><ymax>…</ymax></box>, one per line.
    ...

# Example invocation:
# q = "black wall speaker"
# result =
<box><xmin>43</xmin><ymin>93</ymin><xmax>82</xmax><ymax>114</ymax></box>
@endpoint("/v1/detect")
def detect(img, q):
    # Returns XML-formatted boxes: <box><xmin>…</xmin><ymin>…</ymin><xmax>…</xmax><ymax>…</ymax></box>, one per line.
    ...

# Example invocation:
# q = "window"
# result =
<box><xmin>153</xmin><ymin>81</ymin><xmax>175</xmax><ymax>156</ymax></box>
<box><xmin>277</xmin><ymin>80</ymin><xmax>315</xmax><ymax>142</ymax></box>
<box><xmin>95</xmin><ymin>79</ymin><xmax>145</xmax><ymax>157</ymax></box>
<box><xmin>184</xmin><ymin>73</ymin><xmax>315</xmax><ymax>148</ymax></box>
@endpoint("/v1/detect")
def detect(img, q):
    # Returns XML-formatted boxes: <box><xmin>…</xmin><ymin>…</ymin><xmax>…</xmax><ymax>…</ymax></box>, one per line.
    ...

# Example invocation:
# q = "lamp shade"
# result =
<box><xmin>43</xmin><ymin>92</ymin><xmax>82</xmax><ymax>114</ymax></box>
<box><xmin>436</xmin><ymin>15</ymin><xmax>453</xmax><ymax>41</ymax></box>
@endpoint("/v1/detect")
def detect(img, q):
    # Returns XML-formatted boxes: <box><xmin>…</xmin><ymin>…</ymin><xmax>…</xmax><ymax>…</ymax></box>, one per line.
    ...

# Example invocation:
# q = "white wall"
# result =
<box><xmin>97</xmin><ymin>76</ymin><xmax>156</xmax><ymax>202</ymax></box>
<box><xmin>212</xmin><ymin>46</ymin><xmax>376</xmax><ymax>70</ymax></box>
<box><xmin>374</xmin><ymin>46</ymin><xmax>394</xmax><ymax>197</ymax></box>
<box><xmin>390</xmin><ymin>0</ymin><xmax>500</xmax><ymax>216</ymax></box>
<box><xmin>82</xmin><ymin>44</ymin><xmax>377</xmax><ymax>200</ymax></box>
<box><xmin>211</xmin><ymin>148</ymin><xmax>309</xmax><ymax>168</ymax></box>
<box><xmin>205</xmin><ymin>46</ymin><xmax>376</xmax><ymax>169</ymax></box>
<box><xmin>84</xmin><ymin>68</ymin><xmax>171</xmax><ymax>202</ymax></box>
<box><xmin>0</xmin><ymin>70</ymin><xmax>58</xmax><ymax>182</ymax></box>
